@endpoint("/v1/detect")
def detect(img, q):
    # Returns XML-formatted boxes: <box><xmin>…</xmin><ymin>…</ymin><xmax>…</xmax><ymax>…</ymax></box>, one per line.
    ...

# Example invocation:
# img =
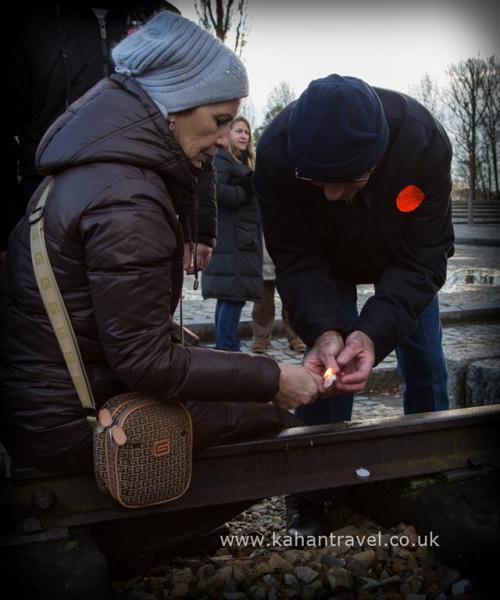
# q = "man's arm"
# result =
<box><xmin>254</xmin><ymin>144</ymin><xmax>347</xmax><ymax>349</ymax></box>
<box><xmin>355</xmin><ymin>130</ymin><xmax>453</xmax><ymax>364</ymax></box>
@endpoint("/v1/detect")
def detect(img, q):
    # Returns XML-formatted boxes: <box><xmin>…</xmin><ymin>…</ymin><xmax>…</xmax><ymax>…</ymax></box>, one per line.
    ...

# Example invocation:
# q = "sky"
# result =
<box><xmin>174</xmin><ymin>0</ymin><xmax>500</xmax><ymax>124</ymax></box>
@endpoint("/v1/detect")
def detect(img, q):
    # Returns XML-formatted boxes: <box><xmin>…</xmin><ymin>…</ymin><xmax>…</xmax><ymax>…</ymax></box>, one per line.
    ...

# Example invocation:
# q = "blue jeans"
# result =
<box><xmin>295</xmin><ymin>280</ymin><xmax>448</xmax><ymax>504</ymax></box>
<box><xmin>214</xmin><ymin>300</ymin><xmax>245</xmax><ymax>351</ymax></box>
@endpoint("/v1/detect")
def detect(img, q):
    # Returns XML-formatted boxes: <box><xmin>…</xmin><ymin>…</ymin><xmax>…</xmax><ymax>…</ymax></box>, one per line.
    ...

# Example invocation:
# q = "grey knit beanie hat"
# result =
<box><xmin>112</xmin><ymin>11</ymin><xmax>249</xmax><ymax>113</ymax></box>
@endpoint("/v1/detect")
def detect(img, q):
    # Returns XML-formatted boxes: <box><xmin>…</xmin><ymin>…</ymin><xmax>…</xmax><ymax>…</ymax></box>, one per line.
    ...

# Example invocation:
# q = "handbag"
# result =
<box><xmin>29</xmin><ymin>178</ymin><xmax>193</xmax><ymax>508</ymax></box>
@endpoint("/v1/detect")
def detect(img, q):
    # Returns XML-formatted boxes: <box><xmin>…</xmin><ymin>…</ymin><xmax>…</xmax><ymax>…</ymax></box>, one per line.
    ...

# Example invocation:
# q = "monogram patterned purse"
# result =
<box><xmin>30</xmin><ymin>179</ymin><xmax>192</xmax><ymax>508</ymax></box>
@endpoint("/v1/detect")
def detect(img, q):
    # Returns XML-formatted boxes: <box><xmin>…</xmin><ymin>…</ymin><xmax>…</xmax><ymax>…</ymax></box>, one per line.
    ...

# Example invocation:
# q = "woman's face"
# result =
<box><xmin>170</xmin><ymin>99</ymin><xmax>240</xmax><ymax>168</ymax></box>
<box><xmin>230</xmin><ymin>119</ymin><xmax>250</xmax><ymax>153</ymax></box>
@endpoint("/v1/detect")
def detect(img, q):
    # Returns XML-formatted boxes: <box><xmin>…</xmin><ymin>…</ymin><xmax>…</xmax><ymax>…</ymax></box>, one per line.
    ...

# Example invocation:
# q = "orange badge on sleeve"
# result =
<box><xmin>396</xmin><ymin>185</ymin><xmax>425</xmax><ymax>213</ymax></box>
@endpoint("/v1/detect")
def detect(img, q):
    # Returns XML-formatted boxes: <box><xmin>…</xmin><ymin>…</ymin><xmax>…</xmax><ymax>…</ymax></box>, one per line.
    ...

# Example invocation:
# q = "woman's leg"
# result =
<box><xmin>214</xmin><ymin>300</ymin><xmax>246</xmax><ymax>351</ymax></box>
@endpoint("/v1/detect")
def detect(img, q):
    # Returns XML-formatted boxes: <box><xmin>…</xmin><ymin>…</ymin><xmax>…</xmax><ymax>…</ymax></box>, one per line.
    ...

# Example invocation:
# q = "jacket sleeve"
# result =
<box><xmin>79</xmin><ymin>180</ymin><xmax>280</xmax><ymax>403</ymax></box>
<box><xmin>215</xmin><ymin>154</ymin><xmax>248</xmax><ymax>209</ymax></box>
<box><xmin>254</xmin><ymin>145</ymin><xmax>348</xmax><ymax>347</ymax></box>
<box><xmin>0</xmin><ymin>26</ymin><xmax>26</xmax><ymax>249</ymax></box>
<box><xmin>355</xmin><ymin>131</ymin><xmax>454</xmax><ymax>363</ymax></box>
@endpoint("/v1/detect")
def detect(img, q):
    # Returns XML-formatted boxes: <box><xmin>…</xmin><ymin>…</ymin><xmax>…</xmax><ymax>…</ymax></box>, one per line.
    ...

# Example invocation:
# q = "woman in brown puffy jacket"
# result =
<box><xmin>0</xmin><ymin>11</ymin><xmax>321</xmax><ymax>474</ymax></box>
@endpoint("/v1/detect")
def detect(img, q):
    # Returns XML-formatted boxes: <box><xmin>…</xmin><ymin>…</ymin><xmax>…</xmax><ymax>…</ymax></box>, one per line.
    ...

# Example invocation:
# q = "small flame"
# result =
<box><xmin>323</xmin><ymin>367</ymin><xmax>334</xmax><ymax>380</ymax></box>
<box><xmin>323</xmin><ymin>367</ymin><xmax>338</xmax><ymax>388</ymax></box>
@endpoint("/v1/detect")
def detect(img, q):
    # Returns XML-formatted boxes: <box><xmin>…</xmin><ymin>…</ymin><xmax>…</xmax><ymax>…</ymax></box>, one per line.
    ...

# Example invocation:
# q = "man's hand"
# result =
<box><xmin>273</xmin><ymin>363</ymin><xmax>322</xmax><ymax>410</ymax></box>
<box><xmin>336</xmin><ymin>330</ymin><xmax>375</xmax><ymax>392</ymax></box>
<box><xmin>303</xmin><ymin>330</ymin><xmax>344</xmax><ymax>394</ymax></box>
<box><xmin>183</xmin><ymin>242</ymin><xmax>212</xmax><ymax>274</ymax></box>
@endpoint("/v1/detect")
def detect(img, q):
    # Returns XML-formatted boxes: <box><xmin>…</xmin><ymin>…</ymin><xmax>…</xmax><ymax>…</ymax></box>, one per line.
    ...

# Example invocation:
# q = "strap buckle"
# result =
<box><xmin>29</xmin><ymin>206</ymin><xmax>44</xmax><ymax>225</ymax></box>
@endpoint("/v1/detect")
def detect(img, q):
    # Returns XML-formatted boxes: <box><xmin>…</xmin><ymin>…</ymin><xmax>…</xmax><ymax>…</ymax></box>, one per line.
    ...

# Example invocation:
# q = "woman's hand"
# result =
<box><xmin>183</xmin><ymin>242</ymin><xmax>213</xmax><ymax>273</ymax></box>
<box><xmin>272</xmin><ymin>363</ymin><xmax>322</xmax><ymax>410</ymax></box>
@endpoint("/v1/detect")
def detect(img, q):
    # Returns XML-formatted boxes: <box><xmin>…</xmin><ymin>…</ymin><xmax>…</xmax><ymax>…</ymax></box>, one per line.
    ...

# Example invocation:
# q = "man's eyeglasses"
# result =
<box><xmin>294</xmin><ymin>167</ymin><xmax>372</xmax><ymax>185</ymax></box>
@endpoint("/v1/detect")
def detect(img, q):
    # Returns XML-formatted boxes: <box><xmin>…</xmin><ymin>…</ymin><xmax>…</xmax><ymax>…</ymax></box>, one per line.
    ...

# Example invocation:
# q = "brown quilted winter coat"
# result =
<box><xmin>0</xmin><ymin>75</ymin><xmax>282</xmax><ymax>467</ymax></box>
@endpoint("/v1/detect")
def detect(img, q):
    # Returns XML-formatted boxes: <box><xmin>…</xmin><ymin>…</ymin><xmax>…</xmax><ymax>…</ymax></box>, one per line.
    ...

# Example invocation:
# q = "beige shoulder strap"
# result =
<box><xmin>30</xmin><ymin>179</ymin><xmax>98</xmax><ymax>429</ymax></box>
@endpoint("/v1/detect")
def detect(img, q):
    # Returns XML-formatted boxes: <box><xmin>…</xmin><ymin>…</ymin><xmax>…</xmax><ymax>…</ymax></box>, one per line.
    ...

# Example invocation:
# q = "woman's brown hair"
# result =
<box><xmin>229</xmin><ymin>115</ymin><xmax>255</xmax><ymax>169</ymax></box>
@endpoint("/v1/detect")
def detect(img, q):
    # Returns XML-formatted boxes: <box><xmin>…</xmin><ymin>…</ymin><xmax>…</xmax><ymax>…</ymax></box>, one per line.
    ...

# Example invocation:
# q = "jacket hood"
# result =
<box><xmin>36</xmin><ymin>74</ymin><xmax>196</xmax><ymax>192</ymax></box>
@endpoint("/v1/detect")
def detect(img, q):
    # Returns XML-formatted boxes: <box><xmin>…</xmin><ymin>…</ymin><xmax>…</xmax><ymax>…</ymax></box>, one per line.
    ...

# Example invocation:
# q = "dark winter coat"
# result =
<box><xmin>254</xmin><ymin>88</ymin><xmax>454</xmax><ymax>364</ymax></box>
<box><xmin>1</xmin><ymin>3</ymin><xmax>216</xmax><ymax>250</ymax></box>
<box><xmin>202</xmin><ymin>149</ymin><xmax>264</xmax><ymax>303</ymax></box>
<box><xmin>0</xmin><ymin>75</ymin><xmax>280</xmax><ymax>465</ymax></box>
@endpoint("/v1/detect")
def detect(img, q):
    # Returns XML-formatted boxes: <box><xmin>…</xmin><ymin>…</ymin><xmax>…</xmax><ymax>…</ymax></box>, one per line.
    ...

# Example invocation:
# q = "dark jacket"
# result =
<box><xmin>254</xmin><ymin>88</ymin><xmax>454</xmax><ymax>363</ymax></box>
<box><xmin>1</xmin><ymin>3</ymin><xmax>215</xmax><ymax>250</ymax></box>
<box><xmin>202</xmin><ymin>149</ymin><xmax>264</xmax><ymax>303</ymax></box>
<box><xmin>0</xmin><ymin>75</ymin><xmax>280</xmax><ymax>462</ymax></box>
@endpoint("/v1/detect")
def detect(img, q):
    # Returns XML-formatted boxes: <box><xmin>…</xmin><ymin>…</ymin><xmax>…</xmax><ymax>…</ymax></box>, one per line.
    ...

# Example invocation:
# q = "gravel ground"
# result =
<box><xmin>113</xmin><ymin>496</ymin><xmax>489</xmax><ymax>599</ymax></box>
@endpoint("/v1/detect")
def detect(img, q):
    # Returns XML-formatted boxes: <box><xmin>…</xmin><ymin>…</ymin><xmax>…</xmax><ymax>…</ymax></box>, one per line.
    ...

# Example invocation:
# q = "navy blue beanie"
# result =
<box><xmin>288</xmin><ymin>74</ymin><xmax>389</xmax><ymax>182</ymax></box>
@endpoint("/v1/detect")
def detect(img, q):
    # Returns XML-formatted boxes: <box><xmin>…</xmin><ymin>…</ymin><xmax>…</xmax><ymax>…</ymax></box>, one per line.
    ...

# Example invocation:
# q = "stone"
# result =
<box><xmin>359</xmin><ymin>577</ymin><xmax>382</xmax><ymax>591</ymax></box>
<box><xmin>393</xmin><ymin>548</ymin><xmax>412</xmax><ymax>560</ymax></box>
<box><xmin>267</xmin><ymin>589</ymin><xmax>279</xmax><ymax>600</ymax></box>
<box><xmin>145</xmin><ymin>577</ymin><xmax>165</xmax><ymax>599</ymax></box>
<box><xmin>197</xmin><ymin>563</ymin><xmax>216</xmax><ymax>581</ymax></box>
<box><xmin>327</xmin><ymin>567</ymin><xmax>354</xmax><ymax>592</ymax></box>
<box><xmin>255</xmin><ymin>562</ymin><xmax>273</xmax><ymax>577</ymax></box>
<box><xmin>405</xmin><ymin>595</ymin><xmax>425</xmax><ymax>600</ymax></box>
<box><xmin>171</xmin><ymin>583</ymin><xmax>189</xmax><ymax>598</ymax></box>
<box><xmin>122</xmin><ymin>592</ymin><xmax>157</xmax><ymax>600</ymax></box>
<box><xmin>222</xmin><ymin>593</ymin><xmax>248</xmax><ymax>600</ymax></box>
<box><xmin>231</xmin><ymin>562</ymin><xmax>248</xmax><ymax>584</ymax></box>
<box><xmin>407</xmin><ymin>555</ymin><xmax>418</xmax><ymax>572</ymax></box>
<box><xmin>381</xmin><ymin>575</ymin><xmax>402</xmax><ymax>588</ymax></box>
<box><xmin>376</xmin><ymin>547</ymin><xmax>389</xmax><ymax>563</ymax></box>
<box><xmin>248</xmin><ymin>584</ymin><xmax>266</xmax><ymax>600</ymax></box>
<box><xmin>346</xmin><ymin>558</ymin><xmax>370</xmax><ymax>577</ymax></box>
<box><xmin>466</xmin><ymin>358</ymin><xmax>500</xmax><ymax>405</ymax></box>
<box><xmin>392</xmin><ymin>560</ymin><xmax>409</xmax><ymax>574</ymax></box>
<box><xmin>172</xmin><ymin>568</ymin><xmax>194</xmax><ymax>585</ymax></box>
<box><xmin>352</xmin><ymin>549</ymin><xmax>376</xmax><ymax>566</ymax></box>
<box><xmin>410</xmin><ymin>577</ymin><xmax>424</xmax><ymax>594</ymax></box>
<box><xmin>300</xmin><ymin>580</ymin><xmax>323</xmax><ymax>600</ymax></box>
<box><xmin>321</xmin><ymin>552</ymin><xmax>346</xmax><ymax>568</ymax></box>
<box><xmin>268</xmin><ymin>553</ymin><xmax>293</xmax><ymax>572</ymax></box>
<box><xmin>223</xmin><ymin>578</ymin><xmax>238</xmax><ymax>593</ymax></box>
<box><xmin>205</xmin><ymin>573</ymin><xmax>225</xmax><ymax>591</ymax></box>
<box><xmin>385</xmin><ymin>594</ymin><xmax>403</xmax><ymax>600</ymax></box>
<box><xmin>262</xmin><ymin>574</ymin><xmax>278</xmax><ymax>587</ymax></box>
<box><xmin>282</xmin><ymin>550</ymin><xmax>302</xmax><ymax>565</ymax></box>
<box><xmin>293</xmin><ymin>566</ymin><xmax>318</xmax><ymax>584</ymax></box>
<box><xmin>284</xmin><ymin>573</ymin><xmax>299</xmax><ymax>587</ymax></box>
<box><xmin>217</xmin><ymin>566</ymin><xmax>233</xmax><ymax>581</ymax></box>
<box><xmin>400</xmin><ymin>582</ymin><xmax>411</xmax><ymax>597</ymax></box>
<box><xmin>451</xmin><ymin>579</ymin><xmax>471</xmax><ymax>596</ymax></box>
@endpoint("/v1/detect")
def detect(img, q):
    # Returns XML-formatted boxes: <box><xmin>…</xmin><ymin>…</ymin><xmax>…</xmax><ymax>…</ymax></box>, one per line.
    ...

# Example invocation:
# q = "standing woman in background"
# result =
<box><xmin>202</xmin><ymin>116</ymin><xmax>263</xmax><ymax>351</ymax></box>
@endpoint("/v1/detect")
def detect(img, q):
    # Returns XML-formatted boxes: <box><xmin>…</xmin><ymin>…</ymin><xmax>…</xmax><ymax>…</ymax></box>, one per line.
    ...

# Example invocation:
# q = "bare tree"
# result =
<box><xmin>195</xmin><ymin>0</ymin><xmax>249</xmax><ymax>56</ymax></box>
<box><xmin>446</xmin><ymin>57</ymin><xmax>488</xmax><ymax>224</ymax></box>
<box><xmin>255</xmin><ymin>82</ymin><xmax>296</xmax><ymax>142</ymax></box>
<box><xmin>409</xmin><ymin>73</ymin><xmax>442</xmax><ymax>119</ymax></box>
<box><xmin>239</xmin><ymin>96</ymin><xmax>256</xmax><ymax>129</ymax></box>
<box><xmin>479</xmin><ymin>56</ymin><xmax>500</xmax><ymax>201</ymax></box>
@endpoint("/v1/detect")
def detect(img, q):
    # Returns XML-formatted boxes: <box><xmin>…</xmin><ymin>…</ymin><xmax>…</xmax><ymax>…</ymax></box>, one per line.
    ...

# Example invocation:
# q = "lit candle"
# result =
<box><xmin>323</xmin><ymin>367</ymin><xmax>337</xmax><ymax>389</ymax></box>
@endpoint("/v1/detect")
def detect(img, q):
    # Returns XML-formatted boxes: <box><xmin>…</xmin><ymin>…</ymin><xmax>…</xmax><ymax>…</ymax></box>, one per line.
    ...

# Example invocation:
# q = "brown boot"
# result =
<box><xmin>251</xmin><ymin>339</ymin><xmax>270</xmax><ymax>354</ymax></box>
<box><xmin>289</xmin><ymin>338</ymin><xmax>306</xmax><ymax>353</ymax></box>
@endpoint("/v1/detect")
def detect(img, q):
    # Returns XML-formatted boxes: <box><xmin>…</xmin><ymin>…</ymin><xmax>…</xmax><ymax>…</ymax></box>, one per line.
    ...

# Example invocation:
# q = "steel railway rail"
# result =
<box><xmin>0</xmin><ymin>405</ymin><xmax>499</xmax><ymax>599</ymax></box>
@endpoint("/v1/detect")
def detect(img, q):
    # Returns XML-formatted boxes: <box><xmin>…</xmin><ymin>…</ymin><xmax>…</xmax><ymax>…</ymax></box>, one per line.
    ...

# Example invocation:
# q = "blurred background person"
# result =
<box><xmin>251</xmin><ymin>240</ymin><xmax>306</xmax><ymax>354</ymax></box>
<box><xmin>0</xmin><ymin>1</ymin><xmax>214</xmax><ymax>276</ymax></box>
<box><xmin>202</xmin><ymin>116</ymin><xmax>263</xmax><ymax>351</ymax></box>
